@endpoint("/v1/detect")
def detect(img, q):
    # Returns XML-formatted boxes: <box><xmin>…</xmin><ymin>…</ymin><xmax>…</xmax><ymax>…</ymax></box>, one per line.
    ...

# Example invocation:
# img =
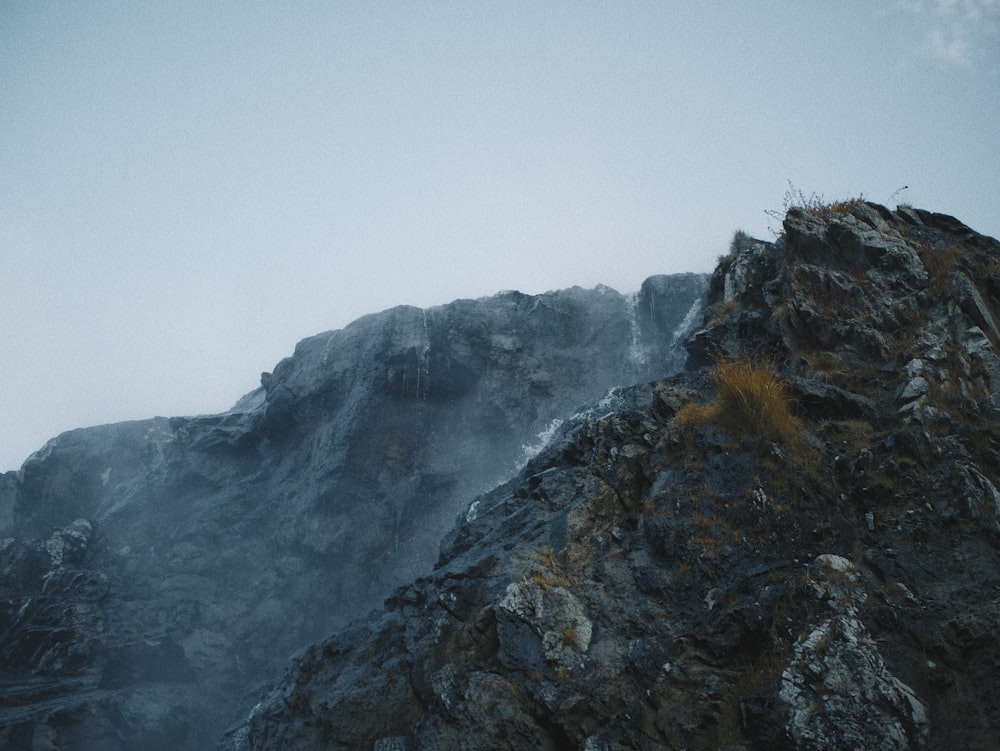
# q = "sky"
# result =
<box><xmin>1</xmin><ymin>1</ymin><xmax>998</xmax><ymax>471</ymax></box>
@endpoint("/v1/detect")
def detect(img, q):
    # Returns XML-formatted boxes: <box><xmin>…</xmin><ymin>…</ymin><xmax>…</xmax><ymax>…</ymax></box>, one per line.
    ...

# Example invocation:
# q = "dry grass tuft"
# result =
<box><xmin>530</xmin><ymin>570</ymin><xmax>568</xmax><ymax>589</ymax></box>
<box><xmin>677</xmin><ymin>356</ymin><xmax>803</xmax><ymax>449</ymax></box>
<box><xmin>529</xmin><ymin>546</ymin><xmax>569</xmax><ymax>589</ymax></box>
<box><xmin>917</xmin><ymin>242</ymin><xmax>964</xmax><ymax>293</ymax></box>
<box><xmin>821</xmin><ymin>198</ymin><xmax>866</xmax><ymax>217</ymax></box>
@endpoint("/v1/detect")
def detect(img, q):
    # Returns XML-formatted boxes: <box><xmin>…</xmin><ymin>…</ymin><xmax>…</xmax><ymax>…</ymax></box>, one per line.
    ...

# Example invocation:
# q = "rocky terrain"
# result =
<box><xmin>224</xmin><ymin>202</ymin><xmax>1000</xmax><ymax>750</ymax></box>
<box><xmin>0</xmin><ymin>275</ymin><xmax>707</xmax><ymax>749</ymax></box>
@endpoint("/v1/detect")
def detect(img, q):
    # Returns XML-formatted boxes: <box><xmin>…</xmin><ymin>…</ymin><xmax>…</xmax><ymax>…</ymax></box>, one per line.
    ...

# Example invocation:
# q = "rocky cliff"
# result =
<box><xmin>224</xmin><ymin>202</ymin><xmax>1000</xmax><ymax>750</ymax></box>
<box><xmin>0</xmin><ymin>274</ymin><xmax>707</xmax><ymax>750</ymax></box>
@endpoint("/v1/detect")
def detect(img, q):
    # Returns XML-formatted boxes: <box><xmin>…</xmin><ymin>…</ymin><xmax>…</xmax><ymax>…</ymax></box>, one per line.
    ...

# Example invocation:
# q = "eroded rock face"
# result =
<box><xmin>0</xmin><ymin>275</ymin><xmax>706</xmax><ymax>750</ymax></box>
<box><xmin>778</xmin><ymin>556</ymin><xmax>928</xmax><ymax>751</ymax></box>
<box><xmin>227</xmin><ymin>203</ymin><xmax>1000</xmax><ymax>751</ymax></box>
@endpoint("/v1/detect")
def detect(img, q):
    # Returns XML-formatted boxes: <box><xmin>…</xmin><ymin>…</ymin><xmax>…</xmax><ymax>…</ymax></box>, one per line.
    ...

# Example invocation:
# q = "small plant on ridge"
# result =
<box><xmin>677</xmin><ymin>355</ymin><xmax>803</xmax><ymax>449</ymax></box>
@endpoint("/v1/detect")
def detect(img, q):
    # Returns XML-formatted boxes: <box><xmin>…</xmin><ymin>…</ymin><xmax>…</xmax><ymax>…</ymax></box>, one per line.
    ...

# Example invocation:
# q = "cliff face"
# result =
<box><xmin>226</xmin><ymin>203</ymin><xmax>1000</xmax><ymax>751</ymax></box>
<box><xmin>0</xmin><ymin>274</ymin><xmax>707</xmax><ymax>750</ymax></box>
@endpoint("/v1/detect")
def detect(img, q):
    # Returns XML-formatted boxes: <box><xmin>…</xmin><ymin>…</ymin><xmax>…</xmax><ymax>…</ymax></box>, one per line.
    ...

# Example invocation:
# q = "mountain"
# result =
<box><xmin>0</xmin><ymin>274</ymin><xmax>707</xmax><ymax>750</ymax></box>
<box><xmin>224</xmin><ymin>202</ymin><xmax>1000</xmax><ymax>751</ymax></box>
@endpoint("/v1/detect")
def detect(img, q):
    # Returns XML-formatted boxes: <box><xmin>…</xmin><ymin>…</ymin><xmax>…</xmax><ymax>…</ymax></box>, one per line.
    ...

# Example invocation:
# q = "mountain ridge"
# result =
<box><xmin>0</xmin><ymin>272</ymin><xmax>708</xmax><ymax>750</ymax></box>
<box><xmin>6</xmin><ymin>198</ymin><xmax>1000</xmax><ymax>749</ymax></box>
<box><xmin>224</xmin><ymin>201</ymin><xmax>1000</xmax><ymax>751</ymax></box>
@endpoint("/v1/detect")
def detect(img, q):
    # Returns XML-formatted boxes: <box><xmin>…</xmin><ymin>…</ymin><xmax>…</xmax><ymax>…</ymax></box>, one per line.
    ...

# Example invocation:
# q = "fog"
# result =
<box><xmin>0</xmin><ymin>278</ymin><xmax>704</xmax><ymax>748</ymax></box>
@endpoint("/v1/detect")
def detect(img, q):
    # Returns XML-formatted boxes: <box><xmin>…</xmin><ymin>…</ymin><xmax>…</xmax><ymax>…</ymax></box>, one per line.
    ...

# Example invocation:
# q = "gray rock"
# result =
<box><xmin>0</xmin><ymin>276</ymin><xmax>707</xmax><ymax>750</ymax></box>
<box><xmin>780</xmin><ymin>612</ymin><xmax>928</xmax><ymax>751</ymax></box>
<box><xmin>897</xmin><ymin>375</ymin><xmax>929</xmax><ymax>405</ymax></box>
<box><xmin>225</xmin><ymin>202</ymin><xmax>1000</xmax><ymax>751</ymax></box>
<box><xmin>784</xmin><ymin>207</ymin><xmax>868</xmax><ymax>269</ymax></box>
<box><xmin>779</xmin><ymin>556</ymin><xmax>928</xmax><ymax>751</ymax></box>
<box><xmin>7</xmin><ymin>199</ymin><xmax>1000</xmax><ymax>751</ymax></box>
<box><xmin>953</xmin><ymin>273</ymin><xmax>1000</xmax><ymax>343</ymax></box>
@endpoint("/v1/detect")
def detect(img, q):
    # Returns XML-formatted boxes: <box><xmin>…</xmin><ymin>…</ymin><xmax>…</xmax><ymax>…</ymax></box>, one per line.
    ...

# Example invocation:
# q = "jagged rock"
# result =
<box><xmin>778</xmin><ymin>556</ymin><xmax>928</xmax><ymax>751</ymax></box>
<box><xmin>497</xmin><ymin>579</ymin><xmax>593</xmax><ymax>667</ymax></box>
<box><xmin>5</xmin><ymin>200</ymin><xmax>1000</xmax><ymax>751</ymax></box>
<box><xmin>0</xmin><ymin>276</ymin><xmax>706</xmax><ymax>750</ymax></box>
<box><xmin>780</xmin><ymin>612</ymin><xmax>928</xmax><ymax>751</ymax></box>
<box><xmin>896</xmin><ymin>359</ymin><xmax>930</xmax><ymax>415</ymax></box>
<box><xmin>225</xmin><ymin>203</ymin><xmax>1000</xmax><ymax>751</ymax></box>
<box><xmin>788</xmin><ymin>376</ymin><xmax>880</xmax><ymax>421</ymax></box>
<box><xmin>953</xmin><ymin>273</ymin><xmax>1000</xmax><ymax>343</ymax></box>
<box><xmin>962</xmin><ymin>326</ymin><xmax>1000</xmax><ymax>412</ymax></box>
<box><xmin>0</xmin><ymin>519</ymin><xmax>105</xmax><ymax>677</ymax></box>
<box><xmin>634</xmin><ymin>273</ymin><xmax>708</xmax><ymax>353</ymax></box>
<box><xmin>783</xmin><ymin>207</ymin><xmax>868</xmax><ymax>270</ymax></box>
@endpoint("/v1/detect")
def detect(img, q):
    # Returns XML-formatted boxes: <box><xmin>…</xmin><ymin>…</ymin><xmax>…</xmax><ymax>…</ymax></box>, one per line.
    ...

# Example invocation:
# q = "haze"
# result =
<box><xmin>2</xmin><ymin>1</ymin><xmax>998</xmax><ymax>470</ymax></box>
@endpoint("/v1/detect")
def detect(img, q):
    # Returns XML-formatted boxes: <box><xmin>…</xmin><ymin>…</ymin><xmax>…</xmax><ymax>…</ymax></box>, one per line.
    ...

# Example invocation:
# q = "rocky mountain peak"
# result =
<box><xmin>223</xmin><ymin>201</ymin><xmax>1000</xmax><ymax>751</ymax></box>
<box><xmin>0</xmin><ymin>273</ymin><xmax>707</xmax><ymax>749</ymax></box>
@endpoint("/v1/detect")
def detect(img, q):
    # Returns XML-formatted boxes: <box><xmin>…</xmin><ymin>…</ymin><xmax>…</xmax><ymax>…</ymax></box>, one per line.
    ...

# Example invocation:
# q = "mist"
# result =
<box><xmin>0</xmin><ymin>276</ymin><xmax>705</xmax><ymax>748</ymax></box>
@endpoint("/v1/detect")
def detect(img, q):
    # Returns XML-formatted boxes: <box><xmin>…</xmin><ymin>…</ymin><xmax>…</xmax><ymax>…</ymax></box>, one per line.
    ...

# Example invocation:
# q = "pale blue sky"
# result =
<box><xmin>2</xmin><ymin>1</ymin><xmax>998</xmax><ymax>469</ymax></box>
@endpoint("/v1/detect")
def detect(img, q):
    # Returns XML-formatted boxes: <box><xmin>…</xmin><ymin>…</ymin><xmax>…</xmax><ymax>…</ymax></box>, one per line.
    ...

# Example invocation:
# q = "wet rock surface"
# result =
<box><xmin>0</xmin><ymin>276</ymin><xmax>706</xmax><ymax>750</ymax></box>
<box><xmin>227</xmin><ymin>203</ymin><xmax>1000</xmax><ymax>750</ymax></box>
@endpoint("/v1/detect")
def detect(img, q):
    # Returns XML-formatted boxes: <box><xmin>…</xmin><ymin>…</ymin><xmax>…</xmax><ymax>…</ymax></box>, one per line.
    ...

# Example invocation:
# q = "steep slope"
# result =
<box><xmin>227</xmin><ymin>203</ymin><xmax>1000</xmax><ymax>750</ymax></box>
<box><xmin>0</xmin><ymin>275</ymin><xmax>706</xmax><ymax>750</ymax></box>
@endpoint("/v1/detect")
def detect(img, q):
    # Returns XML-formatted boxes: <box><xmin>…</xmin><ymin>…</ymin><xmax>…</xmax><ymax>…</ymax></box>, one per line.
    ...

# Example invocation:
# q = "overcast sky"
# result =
<box><xmin>2</xmin><ymin>1</ymin><xmax>998</xmax><ymax>470</ymax></box>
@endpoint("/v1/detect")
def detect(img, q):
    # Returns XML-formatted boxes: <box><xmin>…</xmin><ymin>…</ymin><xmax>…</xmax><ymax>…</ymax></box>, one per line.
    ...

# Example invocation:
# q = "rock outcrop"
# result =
<box><xmin>0</xmin><ymin>275</ymin><xmax>707</xmax><ymax>750</ymax></box>
<box><xmin>226</xmin><ymin>202</ymin><xmax>1000</xmax><ymax>750</ymax></box>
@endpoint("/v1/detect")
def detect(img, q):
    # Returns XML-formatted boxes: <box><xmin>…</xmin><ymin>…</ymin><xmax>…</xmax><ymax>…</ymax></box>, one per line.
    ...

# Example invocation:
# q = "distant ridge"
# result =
<box><xmin>0</xmin><ymin>273</ymin><xmax>707</xmax><ymax>750</ymax></box>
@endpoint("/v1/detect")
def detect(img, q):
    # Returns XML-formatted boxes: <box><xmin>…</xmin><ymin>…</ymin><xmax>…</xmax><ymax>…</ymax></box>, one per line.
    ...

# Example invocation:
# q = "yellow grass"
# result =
<box><xmin>677</xmin><ymin>356</ymin><xmax>802</xmax><ymax>448</ymax></box>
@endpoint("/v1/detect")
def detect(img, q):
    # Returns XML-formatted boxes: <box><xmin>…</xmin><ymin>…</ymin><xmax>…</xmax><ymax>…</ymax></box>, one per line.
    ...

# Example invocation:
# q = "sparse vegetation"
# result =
<box><xmin>823</xmin><ymin>198</ymin><xmax>867</xmax><ymax>217</ymax></box>
<box><xmin>726</xmin><ymin>229</ymin><xmax>756</xmax><ymax>259</ymax></box>
<box><xmin>765</xmin><ymin>182</ymin><xmax>827</xmax><ymax>236</ymax></box>
<box><xmin>529</xmin><ymin>546</ymin><xmax>569</xmax><ymax>589</ymax></box>
<box><xmin>677</xmin><ymin>355</ymin><xmax>803</xmax><ymax>449</ymax></box>
<box><xmin>560</xmin><ymin>626</ymin><xmax>578</xmax><ymax>645</ymax></box>
<box><xmin>916</xmin><ymin>241</ymin><xmax>965</xmax><ymax>294</ymax></box>
<box><xmin>529</xmin><ymin>570</ymin><xmax>568</xmax><ymax>589</ymax></box>
<box><xmin>764</xmin><ymin>180</ymin><xmax>866</xmax><ymax>236</ymax></box>
<box><xmin>532</xmin><ymin>546</ymin><xmax>559</xmax><ymax>569</ymax></box>
<box><xmin>705</xmin><ymin>299</ymin><xmax>739</xmax><ymax>327</ymax></box>
<box><xmin>819</xmin><ymin>418</ymin><xmax>875</xmax><ymax>454</ymax></box>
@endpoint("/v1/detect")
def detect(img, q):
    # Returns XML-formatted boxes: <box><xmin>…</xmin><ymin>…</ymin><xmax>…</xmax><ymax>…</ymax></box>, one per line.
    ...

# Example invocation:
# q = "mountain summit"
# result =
<box><xmin>4</xmin><ymin>199</ymin><xmax>1000</xmax><ymax>750</ymax></box>
<box><xmin>224</xmin><ymin>201</ymin><xmax>1000</xmax><ymax>751</ymax></box>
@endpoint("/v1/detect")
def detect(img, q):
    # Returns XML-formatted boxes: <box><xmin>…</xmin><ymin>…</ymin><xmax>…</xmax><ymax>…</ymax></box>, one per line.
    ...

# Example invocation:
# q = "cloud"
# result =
<box><xmin>899</xmin><ymin>0</ymin><xmax>1000</xmax><ymax>67</ymax></box>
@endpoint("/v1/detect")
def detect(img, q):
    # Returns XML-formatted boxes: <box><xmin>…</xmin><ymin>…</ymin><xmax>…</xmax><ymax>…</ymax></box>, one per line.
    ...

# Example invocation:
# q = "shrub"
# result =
<box><xmin>727</xmin><ymin>229</ymin><xmax>755</xmax><ymax>257</ymax></box>
<box><xmin>677</xmin><ymin>356</ymin><xmax>802</xmax><ymax>448</ymax></box>
<box><xmin>765</xmin><ymin>181</ymin><xmax>828</xmax><ymax>236</ymax></box>
<box><xmin>764</xmin><ymin>181</ymin><xmax>865</xmax><ymax>236</ymax></box>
